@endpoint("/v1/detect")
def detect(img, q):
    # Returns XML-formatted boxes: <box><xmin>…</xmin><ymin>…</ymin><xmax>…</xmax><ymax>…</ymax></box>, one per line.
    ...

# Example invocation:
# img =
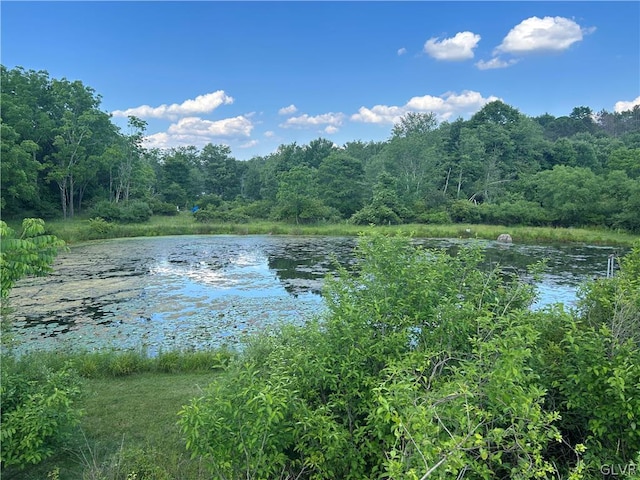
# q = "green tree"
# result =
<box><xmin>391</xmin><ymin>112</ymin><xmax>437</xmax><ymax>139</ymax></box>
<box><xmin>350</xmin><ymin>172</ymin><xmax>409</xmax><ymax>225</ymax></box>
<box><xmin>317</xmin><ymin>152</ymin><xmax>366</xmax><ymax>217</ymax></box>
<box><xmin>113</xmin><ymin>116</ymin><xmax>148</xmax><ymax>203</ymax></box>
<box><xmin>200</xmin><ymin>143</ymin><xmax>240</xmax><ymax>200</ymax></box>
<box><xmin>46</xmin><ymin>78</ymin><xmax>114</xmax><ymax>218</ymax></box>
<box><xmin>158</xmin><ymin>146</ymin><xmax>201</xmax><ymax>207</ymax></box>
<box><xmin>275</xmin><ymin>165</ymin><xmax>328</xmax><ymax>224</ymax></box>
<box><xmin>0</xmin><ymin>123</ymin><xmax>41</xmax><ymax>213</ymax></box>
<box><xmin>533</xmin><ymin>165</ymin><xmax>602</xmax><ymax>226</ymax></box>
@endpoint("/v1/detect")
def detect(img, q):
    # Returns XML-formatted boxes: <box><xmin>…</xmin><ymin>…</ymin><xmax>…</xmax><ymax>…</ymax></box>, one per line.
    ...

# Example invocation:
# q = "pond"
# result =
<box><xmin>7</xmin><ymin>235</ymin><xmax>625</xmax><ymax>355</ymax></box>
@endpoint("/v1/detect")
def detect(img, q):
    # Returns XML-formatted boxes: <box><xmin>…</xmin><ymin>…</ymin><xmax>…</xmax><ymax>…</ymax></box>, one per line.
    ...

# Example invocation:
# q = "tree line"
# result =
<box><xmin>2</xmin><ymin>65</ymin><xmax>640</xmax><ymax>231</ymax></box>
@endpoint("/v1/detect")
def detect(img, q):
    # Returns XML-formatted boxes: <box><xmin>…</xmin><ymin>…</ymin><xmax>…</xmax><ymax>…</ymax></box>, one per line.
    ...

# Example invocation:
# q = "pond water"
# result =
<box><xmin>7</xmin><ymin>235</ymin><xmax>625</xmax><ymax>355</ymax></box>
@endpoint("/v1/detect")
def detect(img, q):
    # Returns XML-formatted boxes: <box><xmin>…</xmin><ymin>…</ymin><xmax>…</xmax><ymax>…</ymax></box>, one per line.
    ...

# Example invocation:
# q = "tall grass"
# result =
<box><xmin>44</xmin><ymin>215</ymin><xmax>640</xmax><ymax>246</ymax></box>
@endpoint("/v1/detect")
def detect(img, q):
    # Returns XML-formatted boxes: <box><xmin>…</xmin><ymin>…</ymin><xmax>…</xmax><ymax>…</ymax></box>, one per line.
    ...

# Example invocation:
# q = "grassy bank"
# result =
<box><xmin>42</xmin><ymin>214</ymin><xmax>640</xmax><ymax>246</ymax></box>
<box><xmin>1</xmin><ymin>349</ymin><xmax>231</xmax><ymax>479</ymax></box>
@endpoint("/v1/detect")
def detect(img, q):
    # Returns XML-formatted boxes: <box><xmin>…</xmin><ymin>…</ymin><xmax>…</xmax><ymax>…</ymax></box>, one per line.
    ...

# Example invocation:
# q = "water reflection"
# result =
<box><xmin>7</xmin><ymin>235</ymin><xmax>624</xmax><ymax>355</ymax></box>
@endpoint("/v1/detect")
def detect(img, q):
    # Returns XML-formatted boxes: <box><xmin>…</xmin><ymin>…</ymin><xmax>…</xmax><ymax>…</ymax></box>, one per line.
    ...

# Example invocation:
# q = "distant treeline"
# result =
<box><xmin>2</xmin><ymin>65</ymin><xmax>640</xmax><ymax>231</ymax></box>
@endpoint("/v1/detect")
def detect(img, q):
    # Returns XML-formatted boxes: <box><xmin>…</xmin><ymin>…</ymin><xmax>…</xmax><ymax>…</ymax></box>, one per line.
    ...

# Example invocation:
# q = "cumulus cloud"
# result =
<box><xmin>264</xmin><ymin>130</ymin><xmax>275</xmax><ymax>138</ymax></box>
<box><xmin>239</xmin><ymin>140</ymin><xmax>259</xmax><ymax>149</ymax></box>
<box><xmin>142</xmin><ymin>115</ymin><xmax>254</xmax><ymax>149</ymax></box>
<box><xmin>167</xmin><ymin>116</ymin><xmax>253</xmax><ymax>137</ymax></box>
<box><xmin>278</xmin><ymin>104</ymin><xmax>298</xmax><ymax>115</ymax></box>
<box><xmin>281</xmin><ymin>112</ymin><xmax>345</xmax><ymax>129</ymax></box>
<box><xmin>475</xmin><ymin>57</ymin><xmax>519</xmax><ymax>70</ymax></box>
<box><xmin>614</xmin><ymin>96</ymin><xmax>640</xmax><ymax>113</ymax></box>
<box><xmin>351</xmin><ymin>90</ymin><xmax>500</xmax><ymax>124</ymax></box>
<box><xmin>397</xmin><ymin>47</ymin><xmax>407</xmax><ymax>56</ymax></box>
<box><xmin>351</xmin><ymin>104</ymin><xmax>406</xmax><ymax>125</ymax></box>
<box><xmin>112</xmin><ymin>91</ymin><xmax>233</xmax><ymax>119</ymax></box>
<box><xmin>324</xmin><ymin>125</ymin><xmax>339</xmax><ymax>134</ymax></box>
<box><xmin>424</xmin><ymin>31</ymin><xmax>481</xmax><ymax>61</ymax></box>
<box><xmin>496</xmin><ymin>16</ymin><xmax>589</xmax><ymax>54</ymax></box>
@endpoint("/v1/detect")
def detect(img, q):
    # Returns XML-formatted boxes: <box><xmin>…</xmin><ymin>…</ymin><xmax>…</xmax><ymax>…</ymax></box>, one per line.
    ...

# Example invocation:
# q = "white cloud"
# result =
<box><xmin>167</xmin><ymin>116</ymin><xmax>253</xmax><ymax>137</ymax></box>
<box><xmin>351</xmin><ymin>90</ymin><xmax>500</xmax><ymax>124</ymax></box>
<box><xmin>142</xmin><ymin>115</ymin><xmax>254</xmax><ymax>150</ymax></box>
<box><xmin>351</xmin><ymin>104</ymin><xmax>406</xmax><ymax>125</ymax></box>
<box><xmin>424</xmin><ymin>31</ymin><xmax>481</xmax><ymax>61</ymax></box>
<box><xmin>614</xmin><ymin>96</ymin><xmax>640</xmax><ymax>113</ymax></box>
<box><xmin>496</xmin><ymin>16</ymin><xmax>589</xmax><ymax>54</ymax></box>
<box><xmin>112</xmin><ymin>91</ymin><xmax>233</xmax><ymax>119</ymax></box>
<box><xmin>475</xmin><ymin>57</ymin><xmax>519</xmax><ymax>70</ymax></box>
<box><xmin>324</xmin><ymin>125</ymin><xmax>339</xmax><ymax>134</ymax></box>
<box><xmin>397</xmin><ymin>47</ymin><xmax>407</xmax><ymax>56</ymax></box>
<box><xmin>281</xmin><ymin>112</ymin><xmax>345</xmax><ymax>129</ymax></box>
<box><xmin>278</xmin><ymin>104</ymin><xmax>298</xmax><ymax>115</ymax></box>
<box><xmin>239</xmin><ymin>140</ymin><xmax>259</xmax><ymax>149</ymax></box>
<box><xmin>264</xmin><ymin>130</ymin><xmax>275</xmax><ymax>138</ymax></box>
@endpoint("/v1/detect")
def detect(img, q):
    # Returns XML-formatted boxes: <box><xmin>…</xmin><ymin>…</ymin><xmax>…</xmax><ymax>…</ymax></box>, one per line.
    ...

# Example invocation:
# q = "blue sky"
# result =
<box><xmin>2</xmin><ymin>1</ymin><xmax>639</xmax><ymax>160</ymax></box>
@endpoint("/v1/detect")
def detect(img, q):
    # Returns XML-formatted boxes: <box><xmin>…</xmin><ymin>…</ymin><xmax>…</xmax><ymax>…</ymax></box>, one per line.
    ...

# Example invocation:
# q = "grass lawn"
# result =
<box><xmin>2</xmin><ymin>372</ymin><xmax>217</xmax><ymax>480</ymax></box>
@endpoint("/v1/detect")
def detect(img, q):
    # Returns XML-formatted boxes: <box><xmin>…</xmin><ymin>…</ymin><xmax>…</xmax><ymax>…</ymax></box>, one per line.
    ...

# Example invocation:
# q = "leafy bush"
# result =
<box><xmin>479</xmin><ymin>199</ymin><xmax>550</xmax><ymax>226</ymax></box>
<box><xmin>147</xmin><ymin>197</ymin><xmax>179</xmax><ymax>216</ymax></box>
<box><xmin>194</xmin><ymin>205</ymin><xmax>250</xmax><ymax>223</ymax></box>
<box><xmin>119</xmin><ymin>201</ymin><xmax>152</xmax><ymax>223</ymax></box>
<box><xmin>417</xmin><ymin>210</ymin><xmax>451</xmax><ymax>224</ymax></box>
<box><xmin>448</xmin><ymin>199</ymin><xmax>481</xmax><ymax>223</ymax></box>
<box><xmin>88</xmin><ymin>217</ymin><xmax>115</xmax><ymax>235</ymax></box>
<box><xmin>89</xmin><ymin>200</ymin><xmax>122</xmax><ymax>222</ymax></box>
<box><xmin>349</xmin><ymin>204</ymin><xmax>401</xmax><ymax>225</ymax></box>
<box><xmin>179</xmin><ymin>234</ymin><xmax>570</xmax><ymax>479</ymax></box>
<box><xmin>0</xmin><ymin>355</ymin><xmax>82</xmax><ymax>468</ymax></box>
<box><xmin>0</xmin><ymin>218</ymin><xmax>66</xmax><ymax>299</ymax></box>
<box><xmin>195</xmin><ymin>193</ymin><xmax>223</xmax><ymax>210</ymax></box>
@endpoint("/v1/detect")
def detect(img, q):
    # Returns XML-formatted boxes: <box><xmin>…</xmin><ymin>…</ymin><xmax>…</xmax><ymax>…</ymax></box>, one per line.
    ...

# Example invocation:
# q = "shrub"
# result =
<box><xmin>448</xmin><ymin>199</ymin><xmax>481</xmax><ymax>223</ymax></box>
<box><xmin>88</xmin><ymin>217</ymin><xmax>115</xmax><ymax>235</ymax></box>
<box><xmin>479</xmin><ymin>200</ymin><xmax>549</xmax><ymax>226</ymax></box>
<box><xmin>0</xmin><ymin>355</ymin><xmax>82</xmax><ymax>468</ymax></box>
<box><xmin>349</xmin><ymin>204</ymin><xmax>401</xmax><ymax>225</ymax></box>
<box><xmin>147</xmin><ymin>197</ymin><xmax>179</xmax><ymax>216</ymax></box>
<box><xmin>418</xmin><ymin>210</ymin><xmax>451</xmax><ymax>224</ymax></box>
<box><xmin>194</xmin><ymin>205</ymin><xmax>250</xmax><ymax>224</ymax></box>
<box><xmin>119</xmin><ymin>201</ymin><xmax>152</xmax><ymax>223</ymax></box>
<box><xmin>89</xmin><ymin>200</ymin><xmax>122</xmax><ymax>222</ymax></box>
<box><xmin>179</xmin><ymin>234</ymin><xmax>569</xmax><ymax>479</ymax></box>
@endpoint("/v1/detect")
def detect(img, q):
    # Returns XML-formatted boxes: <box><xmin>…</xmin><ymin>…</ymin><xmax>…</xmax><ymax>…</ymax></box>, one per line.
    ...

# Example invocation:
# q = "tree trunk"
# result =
<box><xmin>443</xmin><ymin>167</ymin><xmax>451</xmax><ymax>196</ymax></box>
<box><xmin>69</xmin><ymin>174</ymin><xmax>75</xmax><ymax>218</ymax></box>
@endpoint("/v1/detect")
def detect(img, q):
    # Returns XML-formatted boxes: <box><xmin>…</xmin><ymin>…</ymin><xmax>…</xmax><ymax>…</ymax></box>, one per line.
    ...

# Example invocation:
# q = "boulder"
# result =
<box><xmin>497</xmin><ymin>233</ymin><xmax>513</xmax><ymax>243</ymax></box>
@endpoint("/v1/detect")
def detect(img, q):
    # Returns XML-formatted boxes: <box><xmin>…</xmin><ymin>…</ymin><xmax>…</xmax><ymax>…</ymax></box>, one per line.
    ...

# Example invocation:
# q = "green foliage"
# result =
<box><xmin>350</xmin><ymin>172</ymin><xmax>409</xmax><ymax>225</ymax></box>
<box><xmin>147</xmin><ymin>197</ymin><xmax>179</xmax><ymax>216</ymax></box>
<box><xmin>89</xmin><ymin>200</ymin><xmax>153</xmax><ymax>223</ymax></box>
<box><xmin>193</xmin><ymin>204</ymin><xmax>250</xmax><ymax>224</ymax></box>
<box><xmin>479</xmin><ymin>199</ymin><xmax>550</xmax><ymax>226</ymax></box>
<box><xmin>449</xmin><ymin>199</ymin><xmax>481</xmax><ymax>223</ymax></box>
<box><xmin>0</xmin><ymin>355</ymin><xmax>82</xmax><ymax>468</ymax></box>
<box><xmin>119</xmin><ymin>201</ymin><xmax>153</xmax><ymax>223</ymax></box>
<box><xmin>88</xmin><ymin>216</ymin><xmax>115</xmax><ymax>235</ymax></box>
<box><xmin>0</xmin><ymin>218</ymin><xmax>66</xmax><ymax>299</ymax></box>
<box><xmin>179</xmin><ymin>234</ymin><xmax>568</xmax><ymax>479</ymax></box>
<box><xmin>90</xmin><ymin>200</ymin><xmax>123</xmax><ymax>222</ymax></box>
<box><xmin>418</xmin><ymin>210</ymin><xmax>451</xmax><ymax>224</ymax></box>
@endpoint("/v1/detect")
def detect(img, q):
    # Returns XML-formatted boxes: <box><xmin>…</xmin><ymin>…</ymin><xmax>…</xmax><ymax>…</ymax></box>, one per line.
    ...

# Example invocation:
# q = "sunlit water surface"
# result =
<box><xmin>7</xmin><ymin>235</ymin><xmax>624</xmax><ymax>355</ymax></box>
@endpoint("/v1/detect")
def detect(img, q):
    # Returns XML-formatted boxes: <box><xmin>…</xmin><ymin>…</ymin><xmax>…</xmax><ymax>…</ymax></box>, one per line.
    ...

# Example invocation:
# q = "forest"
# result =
<box><xmin>2</xmin><ymin>65</ymin><xmax>640</xmax><ymax>232</ymax></box>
